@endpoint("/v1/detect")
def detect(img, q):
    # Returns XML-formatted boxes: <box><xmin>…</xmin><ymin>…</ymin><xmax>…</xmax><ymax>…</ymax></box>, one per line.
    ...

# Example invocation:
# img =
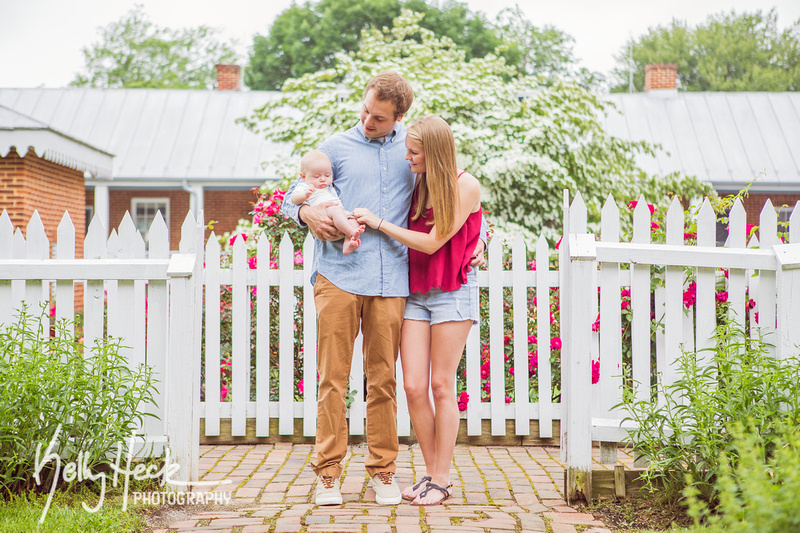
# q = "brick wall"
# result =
<box><xmin>0</xmin><ymin>147</ymin><xmax>85</xmax><ymax>254</ymax></box>
<box><xmin>0</xmin><ymin>147</ymin><xmax>86</xmax><ymax>309</ymax></box>
<box><xmin>204</xmin><ymin>189</ymin><xmax>257</xmax><ymax>241</ymax></box>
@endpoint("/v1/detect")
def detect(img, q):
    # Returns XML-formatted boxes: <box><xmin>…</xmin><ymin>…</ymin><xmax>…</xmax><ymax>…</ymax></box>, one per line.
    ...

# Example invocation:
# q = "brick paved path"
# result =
<box><xmin>149</xmin><ymin>444</ymin><xmax>633</xmax><ymax>533</ymax></box>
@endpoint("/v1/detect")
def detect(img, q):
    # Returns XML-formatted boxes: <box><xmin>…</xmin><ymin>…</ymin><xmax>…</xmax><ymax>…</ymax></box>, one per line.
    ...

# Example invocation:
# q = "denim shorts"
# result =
<box><xmin>404</xmin><ymin>270</ymin><xmax>479</xmax><ymax>325</ymax></box>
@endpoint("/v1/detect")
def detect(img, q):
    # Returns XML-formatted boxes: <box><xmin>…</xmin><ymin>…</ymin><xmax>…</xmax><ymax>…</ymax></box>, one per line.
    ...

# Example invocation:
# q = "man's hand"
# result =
<box><xmin>469</xmin><ymin>238</ymin><xmax>486</xmax><ymax>268</ymax></box>
<box><xmin>300</xmin><ymin>202</ymin><xmax>344</xmax><ymax>241</ymax></box>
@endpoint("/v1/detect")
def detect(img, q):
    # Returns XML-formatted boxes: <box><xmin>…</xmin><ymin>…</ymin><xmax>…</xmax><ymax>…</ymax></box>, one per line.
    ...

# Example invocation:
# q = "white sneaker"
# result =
<box><xmin>369</xmin><ymin>471</ymin><xmax>402</xmax><ymax>505</ymax></box>
<box><xmin>315</xmin><ymin>476</ymin><xmax>343</xmax><ymax>506</ymax></box>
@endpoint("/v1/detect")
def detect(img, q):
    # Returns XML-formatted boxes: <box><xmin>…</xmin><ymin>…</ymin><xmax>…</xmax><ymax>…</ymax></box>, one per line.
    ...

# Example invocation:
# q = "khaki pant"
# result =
<box><xmin>311</xmin><ymin>275</ymin><xmax>406</xmax><ymax>478</ymax></box>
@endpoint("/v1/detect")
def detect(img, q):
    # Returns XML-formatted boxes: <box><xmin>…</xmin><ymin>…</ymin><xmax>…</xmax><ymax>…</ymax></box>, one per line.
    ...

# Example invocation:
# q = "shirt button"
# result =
<box><xmin>382</xmin><ymin>187</ymin><xmax>386</xmax><ymax>191</ymax></box>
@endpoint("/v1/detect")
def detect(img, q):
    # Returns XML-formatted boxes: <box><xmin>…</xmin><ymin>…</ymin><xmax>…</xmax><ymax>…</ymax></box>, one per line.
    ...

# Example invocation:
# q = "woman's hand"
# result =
<box><xmin>352</xmin><ymin>208</ymin><xmax>382</xmax><ymax>230</ymax></box>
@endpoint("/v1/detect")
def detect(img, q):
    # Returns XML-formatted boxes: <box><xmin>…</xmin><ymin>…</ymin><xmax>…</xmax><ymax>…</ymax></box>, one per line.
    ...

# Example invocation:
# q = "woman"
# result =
<box><xmin>353</xmin><ymin>114</ymin><xmax>482</xmax><ymax>506</ymax></box>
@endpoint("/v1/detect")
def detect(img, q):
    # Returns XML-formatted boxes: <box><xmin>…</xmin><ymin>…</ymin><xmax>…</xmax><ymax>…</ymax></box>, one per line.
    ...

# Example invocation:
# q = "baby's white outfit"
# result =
<box><xmin>292</xmin><ymin>183</ymin><xmax>342</xmax><ymax>207</ymax></box>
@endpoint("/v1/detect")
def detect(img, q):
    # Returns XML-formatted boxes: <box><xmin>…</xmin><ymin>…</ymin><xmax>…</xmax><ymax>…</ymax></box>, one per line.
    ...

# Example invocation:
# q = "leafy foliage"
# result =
<box><xmin>611</xmin><ymin>8</ymin><xmax>800</xmax><ymax>92</ymax></box>
<box><xmin>245</xmin><ymin>0</ymin><xmax>584</xmax><ymax>90</ymax></box>
<box><xmin>622</xmin><ymin>324</ymin><xmax>800</xmax><ymax>505</ymax></box>
<box><xmin>0</xmin><ymin>305</ymin><xmax>157</xmax><ymax>497</ymax></box>
<box><xmin>71</xmin><ymin>5</ymin><xmax>238</xmax><ymax>89</ymax></box>
<box><xmin>242</xmin><ymin>10</ymin><xmax>711</xmax><ymax>241</ymax></box>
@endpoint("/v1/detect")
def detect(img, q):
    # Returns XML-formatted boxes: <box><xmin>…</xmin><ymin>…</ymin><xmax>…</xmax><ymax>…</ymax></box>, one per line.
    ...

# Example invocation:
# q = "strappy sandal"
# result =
<box><xmin>411</xmin><ymin>481</ymin><xmax>452</xmax><ymax>506</ymax></box>
<box><xmin>402</xmin><ymin>475</ymin><xmax>432</xmax><ymax>501</ymax></box>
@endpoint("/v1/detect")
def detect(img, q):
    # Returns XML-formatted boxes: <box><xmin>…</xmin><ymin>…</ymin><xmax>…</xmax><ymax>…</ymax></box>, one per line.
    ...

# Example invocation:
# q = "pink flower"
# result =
<box><xmin>620</xmin><ymin>288</ymin><xmax>630</xmax><ymax>298</ymax></box>
<box><xmin>621</xmin><ymin>300</ymin><xmax>631</xmax><ymax>311</ymax></box>
<box><xmin>592</xmin><ymin>313</ymin><xmax>600</xmax><ymax>332</ymax></box>
<box><xmin>247</xmin><ymin>256</ymin><xmax>257</xmax><ymax>269</ymax></box>
<box><xmin>746</xmin><ymin>224</ymin><xmax>756</xmax><ymax>237</ymax></box>
<box><xmin>297</xmin><ymin>379</ymin><xmax>304</xmax><ymax>395</ymax></box>
<box><xmin>684</xmin><ymin>231</ymin><xmax>696</xmax><ymax>240</ymax></box>
<box><xmin>651</xmin><ymin>222</ymin><xmax>660</xmax><ymax>231</ymax></box>
<box><xmin>509</xmin><ymin>366</ymin><xmax>515</xmax><ymax>376</ymax></box>
<box><xmin>269</xmin><ymin>260</ymin><xmax>278</xmax><ymax>269</ymax></box>
<box><xmin>683</xmin><ymin>281</ymin><xmax>697</xmax><ymax>309</ymax></box>
<box><xmin>480</xmin><ymin>361</ymin><xmax>490</xmax><ymax>379</ymax></box>
<box><xmin>504</xmin><ymin>335</ymin><xmax>511</xmax><ymax>346</ymax></box>
<box><xmin>253</xmin><ymin>212</ymin><xmax>264</xmax><ymax>225</ymax></box>
<box><xmin>627</xmin><ymin>200</ymin><xmax>637</xmax><ymax>210</ymax></box>
<box><xmin>221</xmin><ymin>385</ymin><xmax>229</xmax><ymax>400</ymax></box>
<box><xmin>528</xmin><ymin>335</ymin><xmax>537</xmax><ymax>345</ymax></box>
<box><xmin>556</xmin><ymin>236</ymin><xmax>563</xmax><ymax>250</ymax></box>
<box><xmin>551</xmin><ymin>337</ymin><xmax>562</xmax><ymax>350</ymax></box>
<box><xmin>528</xmin><ymin>351</ymin><xmax>538</xmax><ymax>377</ymax></box>
<box><xmin>229</xmin><ymin>233</ymin><xmax>248</xmax><ymax>246</ymax></box>
<box><xmin>755</xmin><ymin>312</ymin><xmax>759</xmax><ymax>324</ymax></box>
<box><xmin>529</xmin><ymin>260</ymin><xmax>537</xmax><ymax>271</ymax></box>
<box><xmin>505</xmin><ymin>395</ymin><xmax>512</xmax><ymax>404</ymax></box>
<box><xmin>49</xmin><ymin>304</ymin><xmax>55</xmax><ymax>318</ymax></box>
<box><xmin>715</xmin><ymin>291</ymin><xmax>728</xmax><ymax>303</ymax></box>
<box><xmin>592</xmin><ymin>360</ymin><xmax>600</xmax><ymax>384</ymax></box>
<box><xmin>747</xmin><ymin>299</ymin><xmax>756</xmax><ymax>309</ymax></box>
<box><xmin>294</xmin><ymin>250</ymin><xmax>304</xmax><ymax>265</ymax></box>
<box><xmin>457</xmin><ymin>392</ymin><xmax>469</xmax><ymax>411</ymax></box>
<box><xmin>648</xmin><ymin>204</ymin><xmax>656</xmax><ymax>215</ymax></box>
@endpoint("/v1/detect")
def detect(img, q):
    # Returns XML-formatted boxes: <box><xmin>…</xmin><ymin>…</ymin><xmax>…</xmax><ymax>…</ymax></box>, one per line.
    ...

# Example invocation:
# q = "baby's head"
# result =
<box><xmin>300</xmin><ymin>150</ymin><xmax>332</xmax><ymax>189</ymax></box>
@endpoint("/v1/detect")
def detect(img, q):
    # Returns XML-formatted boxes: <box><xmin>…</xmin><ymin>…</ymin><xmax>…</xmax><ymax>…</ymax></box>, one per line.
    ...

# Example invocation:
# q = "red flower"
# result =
<box><xmin>621</xmin><ymin>300</ymin><xmax>631</xmax><ymax>311</ymax></box>
<box><xmin>247</xmin><ymin>256</ymin><xmax>257</xmax><ymax>269</ymax></box>
<box><xmin>627</xmin><ymin>200</ymin><xmax>637</xmax><ymax>210</ymax></box>
<box><xmin>505</xmin><ymin>395</ymin><xmax>512</xmax><ymax>404</ymax></box>
<box><xmin>755</xmin><ymin>312</ymin><xmax>759</xmax><ymax>324</ymax></box>
<box><xmin>592</xmin><ymin>313</ymin><xmax>600</xmax><ymax>332</ymax></box>
<box><xmin>551</xmin><ymin>337</ymin><xmax>562</xmax><ymax>350</ymax></box>
<box><xmin>221</xmin><ymin>385</ymin><xmax>229</xmax><ymax>400</ymax></box>
<box><xmin>684</xmin><ymin>231</ymin><xmax>696</xmax><ymax>240</ymax></box>
<box><xmin>683</xmin><ymin>281</ymin><xmax>697</xmax><ymax>309</ymax></box>
<box><xmin>651</xmin><ymin>222</ymin><xmax>660</xmax><ymax>231</ymax></box>
<box><xmin>715</xmin><ymin>291</ymin><xmax>728</xmax><ymax>303</ymax></box>
<box><xmin>746</xmin><ymin>224</ymin><xmax>756</xmax><ymax>237</ymax></box>
<box><xmin>297</xmin><ymin>379</ymin><xmax>304</xmax><ymax>395</ymax></box>
<box><xmin>592</xmin><ymin>360</ymin><xmax>600</xmax><ymax>384</ymax></box>
<box><xmin>458</xmin><ymin>392</ymin><xmax>469</xmax><ymax>411</ymax></box>
<box><xmin>747</xmin><ymin>299</ymin><xmax>756</xmax><ymax>309</ymax></box>
<box><xmin>620</xmin><ymin>288</ymin><xmax>630</xmax><ymax>298</ymax></box>
<box><xmin>528</xmin><ymin>335</ymin><xmax>537</xmax><ymax>345</ymax></box>
<box><xmin>229</xmin><ymin>233</ymin><xmax>248</xmax><ymax>246</ymax></box>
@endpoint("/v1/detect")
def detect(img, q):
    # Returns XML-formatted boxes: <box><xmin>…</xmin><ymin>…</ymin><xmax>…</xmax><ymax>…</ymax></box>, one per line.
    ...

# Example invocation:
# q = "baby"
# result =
<box><xmin>290</xmin><ymin>150</ymin><xmax>365</xmax><ymax>255</ymax></box>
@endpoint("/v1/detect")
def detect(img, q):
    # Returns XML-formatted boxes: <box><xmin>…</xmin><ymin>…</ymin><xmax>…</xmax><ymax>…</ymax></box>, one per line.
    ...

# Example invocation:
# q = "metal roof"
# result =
<box><xmin>604</xmin><ymin>91</ymin><xmax>800</xmax><ymax>190</ymax></box>
<box><xmin>0</xmin><ymin>88</ymin><xmax>283</xmax><ymax>183</ymax></box>
<box><xmin>0</xmin><ymin>104</ymin><xmax>114</xmax><ymax>177</ymax></box>
<box><xmin>1</xmin><ymin>87</ymin><xmax>798</xmax><ymax>191</ymax></box>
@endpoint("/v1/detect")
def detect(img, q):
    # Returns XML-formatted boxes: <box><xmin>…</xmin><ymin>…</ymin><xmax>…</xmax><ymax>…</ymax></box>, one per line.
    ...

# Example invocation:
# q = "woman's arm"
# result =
<box><xmin>354</xmin><ymin>173</ymin><xmax>481</xmax><ymax>255</ymax></box>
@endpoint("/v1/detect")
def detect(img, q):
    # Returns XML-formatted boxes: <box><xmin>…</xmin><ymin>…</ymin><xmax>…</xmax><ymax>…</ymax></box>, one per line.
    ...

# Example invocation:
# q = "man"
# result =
<box><xmin>282</xmin><ymin>71</ymin><xmax>485</xmax><ymax>506</ymax></box>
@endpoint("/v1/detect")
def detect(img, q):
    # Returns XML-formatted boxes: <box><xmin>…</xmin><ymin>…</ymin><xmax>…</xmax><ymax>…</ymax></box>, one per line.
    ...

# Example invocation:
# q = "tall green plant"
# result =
<box><xmin>622</xmin><ymin>323</ymin><xmax>800</xmax><ymax>503</ymax></box>
<box><xmin>0</xmin><ymin>305</ymin><xmax>157</xmax><ymax>496</ymax></box>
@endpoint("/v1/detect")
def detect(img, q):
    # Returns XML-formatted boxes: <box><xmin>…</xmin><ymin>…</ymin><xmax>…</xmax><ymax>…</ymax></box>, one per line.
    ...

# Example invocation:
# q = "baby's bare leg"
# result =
<box><xmin>326</xmin><ymin>205</ymin><xmax>364</xmax><ymax>255</ymax></box>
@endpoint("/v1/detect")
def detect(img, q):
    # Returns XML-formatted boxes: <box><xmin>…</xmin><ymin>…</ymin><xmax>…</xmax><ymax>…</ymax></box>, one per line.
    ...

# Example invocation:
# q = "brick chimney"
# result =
<box><xmin>215</xmin><ymin>64</ymin><xmax>241</xmax><ymax>91</ymax></box>
<box><xmin>644</xmin><ymin>63</ymin><xmax>677</xmax><ymax>92</ymax></box>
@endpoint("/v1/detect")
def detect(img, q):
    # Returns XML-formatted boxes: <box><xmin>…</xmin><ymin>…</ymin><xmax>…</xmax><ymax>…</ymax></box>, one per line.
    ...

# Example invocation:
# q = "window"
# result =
<box><xmin>132</xmin><ymin>198</ymin><xmax>169</xmax><ymax>250</ymax></box>
<box><xmin>778</xmin><ymin>205</ymin><xmax>794</xmax><ymax>226</ymax></box>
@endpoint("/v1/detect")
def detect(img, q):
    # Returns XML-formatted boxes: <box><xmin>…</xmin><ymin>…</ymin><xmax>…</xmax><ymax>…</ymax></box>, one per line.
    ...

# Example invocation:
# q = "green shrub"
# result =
<box><xmin>0</xmin><ymin>304</ymin><xmax>158</xmax><ymax>497</ymax></box>
<box><xmin>685</xmin><ymin>421</ymin><xmax>800</xmax><ymax>532</ymax></box>
<box><xmin>622</xmin><ymin>323</ymin><xmax>800</xmax><ymax>504</ymax></box>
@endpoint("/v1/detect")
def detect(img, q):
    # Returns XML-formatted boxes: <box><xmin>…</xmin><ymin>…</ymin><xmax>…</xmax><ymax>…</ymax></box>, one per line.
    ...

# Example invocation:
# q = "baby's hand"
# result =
<box><xmin>302</xmin><ymin>186</ymin><xmax>315</xmax><ymax>199</ymax></box>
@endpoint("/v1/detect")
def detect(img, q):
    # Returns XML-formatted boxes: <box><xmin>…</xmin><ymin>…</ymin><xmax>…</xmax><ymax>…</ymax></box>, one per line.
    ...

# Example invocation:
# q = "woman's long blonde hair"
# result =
<box><xmin>408</xmin><ymin>115</ymin><xmax>459</xmax><ymax>237</ymax></box>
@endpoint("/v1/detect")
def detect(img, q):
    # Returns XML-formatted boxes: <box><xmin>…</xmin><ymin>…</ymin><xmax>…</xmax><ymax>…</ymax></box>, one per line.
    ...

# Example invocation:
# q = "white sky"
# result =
<box><xmin>1</xmin><ymin>0</ymin><xmax>798</xmax><ymax>89</ymax></box>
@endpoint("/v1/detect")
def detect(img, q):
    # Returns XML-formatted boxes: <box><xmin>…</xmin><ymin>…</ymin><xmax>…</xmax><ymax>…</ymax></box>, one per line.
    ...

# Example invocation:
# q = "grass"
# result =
<box><xmin>0</xmin><ymin>488</ymin><xmax>148</xmax><ymax>533</ymax></box>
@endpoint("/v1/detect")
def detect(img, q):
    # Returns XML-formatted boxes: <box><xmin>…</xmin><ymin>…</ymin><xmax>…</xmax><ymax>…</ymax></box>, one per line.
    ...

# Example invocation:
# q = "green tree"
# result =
<box><xmin>71</xmin><ymin>5</ymin><xmax>238</xmax><ymax>89</ymax></box>
<box><xmin>494</xmin><ymin>5</ymin><xmax>601</xmax><ymax>86</ymax></box>
<box><xmin>247</xmin><ymin>0</ymin><xmax>505</xmax><ymax>90</ymax></box>
<box><xmin>611</xmin><ymin>9</ymin><xmax>800</xmax><ymax>92</ymax></box>
<box><xmin>242</xmin><ymin>10</ymin><xmax>711</xmax><ymax>240</ymax></box>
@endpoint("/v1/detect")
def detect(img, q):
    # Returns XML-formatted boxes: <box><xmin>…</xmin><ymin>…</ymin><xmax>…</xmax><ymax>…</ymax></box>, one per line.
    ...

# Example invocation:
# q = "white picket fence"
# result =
<box><xmin>559</xmin><ymin>191</ymin><xmax>800</xmax><ymax>503</ymax></box>
<box><xmin>2</xmin><ymin>191</ymin><xmax>799</xmax><ymax>495</ymax></box>
<box><xmin>202</xmin><ymin>221</ymin><xmax>562</xmax><ymax>439</ymax></box>
<box><xmin>0</xmin><ymin>209</ymin><xmax>204</xmax><ymax>487</ymax></box>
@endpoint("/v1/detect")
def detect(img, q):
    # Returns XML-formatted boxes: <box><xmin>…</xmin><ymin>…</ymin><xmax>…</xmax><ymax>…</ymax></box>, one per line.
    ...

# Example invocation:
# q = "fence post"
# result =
<box><xmin>774</xmin><ymin>243</ymin><xmax>800</xmax><ymax>360</ymax></box>
<box><xmin>564</xmin><ymin>233</ymin><xmax>596</xmax><ymax>505</ymax></box>
<box><xmin>166</xmin><ymin>252</ymin><xmax>199</xmax><ymax>489</ymax></box>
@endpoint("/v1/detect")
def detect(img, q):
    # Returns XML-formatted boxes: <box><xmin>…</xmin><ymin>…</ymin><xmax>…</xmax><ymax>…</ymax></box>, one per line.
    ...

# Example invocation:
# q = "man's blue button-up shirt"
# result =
<box><xmin>281</xmin><ymin>121</ymin><xmax>415</xmax><ymax>297</ymax></box>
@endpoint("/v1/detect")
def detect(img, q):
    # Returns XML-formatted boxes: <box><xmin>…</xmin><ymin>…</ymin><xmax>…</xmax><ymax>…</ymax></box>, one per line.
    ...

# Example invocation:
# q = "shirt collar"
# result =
<box><xmin>356</xmin><ymin>121</ymin><xmax>398</xmax><ymax>144</ymax></box>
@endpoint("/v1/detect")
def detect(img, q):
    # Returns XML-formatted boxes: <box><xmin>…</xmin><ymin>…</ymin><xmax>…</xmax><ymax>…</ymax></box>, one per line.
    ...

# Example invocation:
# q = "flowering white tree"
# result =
<box><xmin>241</xmin><ymin>10</ymin><xmax>712</xmax><ymax>241</ymax></box>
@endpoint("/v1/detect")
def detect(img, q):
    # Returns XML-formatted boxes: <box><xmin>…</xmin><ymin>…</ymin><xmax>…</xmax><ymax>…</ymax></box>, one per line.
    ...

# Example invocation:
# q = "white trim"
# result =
<box><xmin>0</xmin><ymin>129</ymin><xmax>113</xmax><ymax>178</ymax></box>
